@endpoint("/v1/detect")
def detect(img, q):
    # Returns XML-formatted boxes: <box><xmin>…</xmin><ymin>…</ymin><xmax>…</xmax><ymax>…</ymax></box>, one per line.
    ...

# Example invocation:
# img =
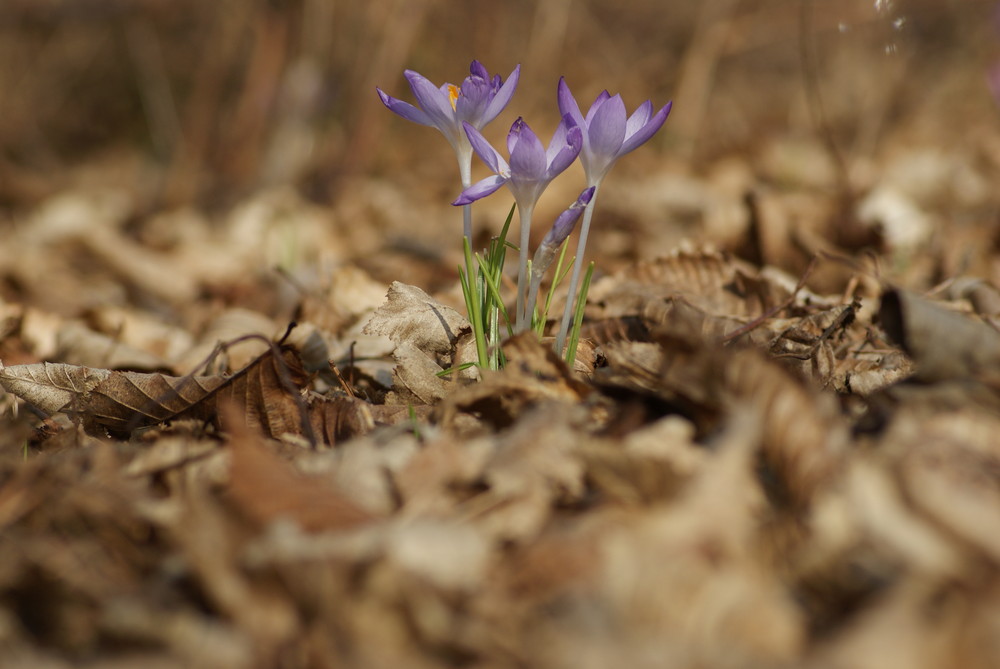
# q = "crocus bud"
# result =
<box><xmin>532</xmin><ymin>186</ymin><xmax>596</xmax><ymax>279</ymax></box>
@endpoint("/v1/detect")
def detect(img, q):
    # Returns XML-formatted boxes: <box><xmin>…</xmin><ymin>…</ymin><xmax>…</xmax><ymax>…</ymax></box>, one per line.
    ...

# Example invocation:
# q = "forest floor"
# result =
<box><xmin>2</xmin><ymin>2</ymin><xmax>1000</xmax><ymax>668</ymax></box>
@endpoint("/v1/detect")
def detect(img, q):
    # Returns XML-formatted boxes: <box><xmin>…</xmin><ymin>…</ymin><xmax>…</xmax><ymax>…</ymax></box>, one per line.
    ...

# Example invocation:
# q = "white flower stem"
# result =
<box><xmin>525</xmin><ymin>268</ymin><xmax>543</xmax><ymax>333</ymax></box>
<box><xmin>515</xmin><ymin>203</ymin><xmax>535</xmax><ymax>333</ymax></box>
<box><xmin>555</xmin><ymin>182</ymin><xmax>601</xmax><ymax>356</ymax></box>
<box><xmin>456</xmin><ymin>144</ymin><xmax>473</xmax><ymax>242</ymax></box>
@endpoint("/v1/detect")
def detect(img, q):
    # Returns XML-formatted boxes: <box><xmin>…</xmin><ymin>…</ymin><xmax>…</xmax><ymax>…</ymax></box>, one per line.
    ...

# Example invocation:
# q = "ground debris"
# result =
<box><xmin>2</xmin><ymin>3</ymin><xmax>1000</xmax><ymax>664</ymax></box>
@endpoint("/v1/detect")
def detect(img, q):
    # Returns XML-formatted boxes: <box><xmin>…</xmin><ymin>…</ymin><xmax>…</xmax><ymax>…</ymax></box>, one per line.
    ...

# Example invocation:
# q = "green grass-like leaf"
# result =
<box><xmin>459</xmin><ymin>203</ymin><xmax>516</xmax><ymax>371</ymax></box>
<box><xmin>460</xmin><ymin>240</ymin><xmax>489</xmax><ymax>368</ymax></box>
<box><xmin>565</xmin><ymin>261</ymin><xmax>594</xmax><ymax>367</ymax></box>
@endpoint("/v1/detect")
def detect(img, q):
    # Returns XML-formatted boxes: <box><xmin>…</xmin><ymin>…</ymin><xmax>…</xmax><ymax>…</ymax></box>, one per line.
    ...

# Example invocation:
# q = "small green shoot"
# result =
<box><xmin>564</xmin><ymin>261</ymin><xmax>594</xmax><ymax>367</ymax></box>
<box><xmin>458</xmin><ymin>203</ymin><xmax>515</xmax><ymax>371</ymax></box>
<box><xmin>407</xmin><ymin>404</ymin><xmax>421</xmax><ymax>440</ymax></box>
<box><xmin>436</xmin><ymin>361</ymin><xmax>479</xmax><ymax>378</ymax></box>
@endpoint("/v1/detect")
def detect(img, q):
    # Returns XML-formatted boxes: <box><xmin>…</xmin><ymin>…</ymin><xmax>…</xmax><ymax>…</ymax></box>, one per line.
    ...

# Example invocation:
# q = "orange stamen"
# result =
<box><xmin>447</xmin><ymin>84</ymin><xmax>460</xmax><ymax>111</ymax></box>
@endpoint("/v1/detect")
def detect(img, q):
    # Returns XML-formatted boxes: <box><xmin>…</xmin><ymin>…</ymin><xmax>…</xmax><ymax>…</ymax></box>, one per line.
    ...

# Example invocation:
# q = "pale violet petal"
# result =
<box><xmin>557</xmin><ymin>77</ymin><xmax>585</xmax><ymax>125</ymax></box>
<box><xmin>453</xmin><ymin>174</ymin><xmax>509</xmax><ymax>205</ymax></box>
<box><xmin>377</xmin><ymin>88</ymin><xmax>434</xmax><ymax>127</ymax></box>
<box><xmin>480</xmin><ymin>64</ymin><xmax>520</xmax><ymax>127</ymax></box>
<box><xmin>509</xmin><ymin>120</ymin><xmax>547</xmax><ymax>181</ymax></box>
<box><xmin>619</xmin><ymin>101</ymin><xmax>672</xmax><ymax>155</ymax></box>
<box><xmin>544</xmin><ymin>124</ymin><xmax>582</xmax><ymax>180</ymax></box>
<box><xmin>584</xmin><ymin>90</ymin><xmax>611</xmax><ymax>124</ymax></box>
<box><xmin>463</xmin><ymin>122</ymin><xmax>507</xmax><ymax>174</ymax></box>
<box><xmin>404</xmin><ymin>70</ymin><xmax>456</xmax><ymax>130</ymax></box>
<box><xmin>587</xmin><ymin>94</ymin><xmax>627</xmax><ymax>158</ymax></box>
<box><xmin>624</xmin><ymin>100</ymin><xmax>653</xmax><ymax>138</ymax></box>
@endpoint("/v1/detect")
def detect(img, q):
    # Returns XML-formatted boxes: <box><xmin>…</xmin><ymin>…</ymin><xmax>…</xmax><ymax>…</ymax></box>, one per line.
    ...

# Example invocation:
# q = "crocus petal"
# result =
<box><xmin>377</xmin><ymin>88</ymin><xmax>434</xmax><ymax>127</ymax></box>
<box><xmin>546</xmin><ymin>114</ymin><xmax>574</xmax><ymax>164</ymax></box>
<box><xmin>624</xmin><ymin>100</ymin><xmax>653</xmax><ymax>138</ymax></box>
<box><xmin>455</xmin><ymin>76</ymin><xmax>492</xmax><ymax>121</ymax></box>
<box><xmin>508</xmin><ymin>120</ymin><xmax>547</xmax><ymax>180</ymax></box>
<box><xmin>470</xmin><ymin>60</ymin><xmax>489</xmax><ymax>80</ymax></box>
<box><xmin>544</xmin><ymin>124</ymin><xmax>583</xmax><ymax>181</ymax></box>
<box><xmin>506</xmin><ymin>117</ymin><xmax>525</xmax><ymax>156</ymax></box>
<box><xmin>557</xmin><ymin>77</ymin><xmax>586</xmax><ymax>127</ymax></box>
<box><xmin>619</xmin><ymin>100</ymin><xmax>672</xmax><ymax>155</ymax></box>
<box><xmin>480</xmin><ymin>64</ymin><xmax>520</xmax><ymax>127</ymax></box>
<box><xmin>584</xmin><ymin>90</ymin><xmax>612</xmax><ymax>125</ymax></box>
<box><xmin>588</xmin><ymin>94</ymin><xmax>627</xmax><ymax>157</ymax></box>
<box><xmin>404</xmin><ymin>70</ymin><xmax>456</xmax><ymax>130</ymax></box>
<box><xmin>453</xmin><ymin>174</ymin><xmax>509</xmax><ymax>205</ymax></box>
<box><xmin>463</xmin><ymin>122</ymin><xmax>507</xmax><ymax>174</ymax></box>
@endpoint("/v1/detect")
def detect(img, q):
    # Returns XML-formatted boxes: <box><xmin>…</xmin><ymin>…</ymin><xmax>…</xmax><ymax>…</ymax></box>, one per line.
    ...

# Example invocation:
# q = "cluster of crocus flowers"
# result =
<box><xmin>378</xmin><ymin>61</ymin><xmax>671</xmax><ymax>363</ymax></box>
<box><xmin>455</xmin><ymin>115</ymin><xmax>582</xmax><ymax>331</ymax></box>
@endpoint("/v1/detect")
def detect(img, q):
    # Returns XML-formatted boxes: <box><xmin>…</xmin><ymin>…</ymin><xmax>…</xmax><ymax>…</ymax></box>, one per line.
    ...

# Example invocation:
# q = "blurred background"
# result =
<box><xmin>0</xmin><ymin>0</ymin><xmax>998</xmax><ymax>315</ymax></box>
<box><xmin>0</xmin><ymin>0</ymin><xmax>994</xmax><ymax>209</ymax></box>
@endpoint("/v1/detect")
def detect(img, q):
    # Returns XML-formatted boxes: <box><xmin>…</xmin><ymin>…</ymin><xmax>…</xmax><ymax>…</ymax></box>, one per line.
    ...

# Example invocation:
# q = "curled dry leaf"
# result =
<box><xmin>0</xmin><ymin>346</ymin><xmax>378</xmax><ymax>446</ymax></box>
<box><xmin>880</xmin><ymin>287</ymin><xmax>1000</xmax><ymax>384</ymax></box>
<box><xmin>718</xmin><ymin>348</ymin><xmax>849</xmax><ymax>508</ymax></box>
<box><xmin>589</xmin><ymin>248</ymin><xmax>824</xmax><ymax>323</ymax></box>
<box><xmin>386</xmin><ymin>341</ymin><xmax>452</xmax><ymax>405</ymax></box>
<box><xmin>363</xmin><ymin>281</ymin><xmax>470</xmax><ymax>365</ymax></box>
<box><xmin>0</xmin><ymin>358</ymin><xmax>226</xmax><ymax>433</ymax></box>
<box><xmin>598</xmin><ymin>297</ymin><xmax>848</xmax><ymax>509</ymax></box>
<box><xmin>363</xmin><ymin>281</ymin><xmax>476</xmax><ymax>404</ymax></box>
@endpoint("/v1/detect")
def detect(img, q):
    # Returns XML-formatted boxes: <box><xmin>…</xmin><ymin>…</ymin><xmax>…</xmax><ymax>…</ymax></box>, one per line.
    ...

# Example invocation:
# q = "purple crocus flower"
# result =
<box><xmin>377</xmin><ymin>61</ymin><xmax>520</xmax><ymax>160</ymax></box>
<box><xmin>453</xmin><ymin>116</ymin><xmax>582</xmax><ymax>210</ymax></box>
<box><xmin>557</xmin><ymin>77</ymin><xmax>672</xmax><ymax>186</ymax></box>
<box><xmin>377</xmin><ymin>61</ymin><xmax>520</xmax><ymax>241</ymax></box>
<box><xmin>553</xmin><ymin>78</ymin><xmax>672</xmax><ymax>357</ymax></box>
<box><xmin>453</xmin><ymin>115</ymin><xmax>583</xmax><ymax>331</ymax></box>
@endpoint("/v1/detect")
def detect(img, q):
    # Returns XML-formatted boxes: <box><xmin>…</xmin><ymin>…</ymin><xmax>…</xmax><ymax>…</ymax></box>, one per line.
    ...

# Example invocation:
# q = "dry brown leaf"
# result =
<box><xmin>879</xmin><ymin>288</ymin><xmax>1000</xmax><ymax>384</ymax></box>
<box><xmin>0</xmin><ymin>359</ymin><xmax>226</xmax><ymax>434</ymax></box>
<box><xmin>224</xmin><ymin>407</ymin><xmax>374</xmax><ymax>533</ymax></box>
<box><xmin>589</xmin><ymin>247</ymin><xmax>824</xmax><ymax>323</ymax></box>
<box><xmin>720</xmin><ymin>348</ymin><xmax>849</xmax><ymax>508</ymax></box>
<box><xmin>580</xmin><ymin>415</ymin><xmax>705</xmax><ymax>506</ymax></box>
<box><xmin>306</xmin><ymin>395</ymin><xmax>376</xmax><ymax>446</ymax></box>
<box><xmin>0</xmin><ymin>346</ymin><xmax>323</xmax><ymax>439</ymax></box>
<box><xmin>437</xmin><ymin>332</ymin><xmax>594</xmax><ymax>432</ymax></box>
<box><xmin>464</xmin><ymin>402</ymin><xmax>589</xmax><ymax>542</ymax></box>
<box><xmin>884</xmin><ymin>408</ymin><xmax>1000</xmax><ymax>564</ymax></box>
<box><xmin>598</xmin><ymin>300</ymin><xmax>848</xmax><ymax>508</ymax></box>
<box><xmin>363</xmin><ymin>281</ymin><xmax>470</xmax><ymax>366</ymax></box>
<box><xmin>393</xmin><ymin>433</ymin><xmax>493</xmax><ymax>517</ymax></box>
<box><xmin>513</xmin><ymin>415</ymin><xmax>805</xmax><ymax>667</ymax></box>
<box><xmin>385</xmin><ymin>341</ymin><xmax>453</xmax><ymax>405</ymax></box>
